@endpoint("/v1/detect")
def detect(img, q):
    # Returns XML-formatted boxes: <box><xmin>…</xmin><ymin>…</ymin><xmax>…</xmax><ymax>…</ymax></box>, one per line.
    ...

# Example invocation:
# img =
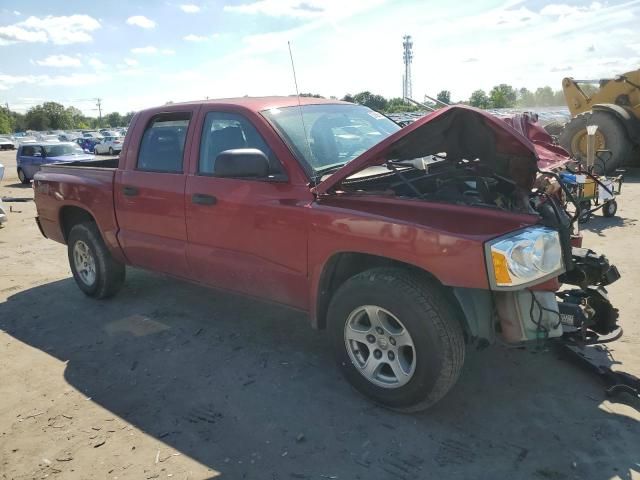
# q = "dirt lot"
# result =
<box><xmin>1</xmin><ymin>148</ymin><xmax>639</xmax><ymax>480</ymax></box>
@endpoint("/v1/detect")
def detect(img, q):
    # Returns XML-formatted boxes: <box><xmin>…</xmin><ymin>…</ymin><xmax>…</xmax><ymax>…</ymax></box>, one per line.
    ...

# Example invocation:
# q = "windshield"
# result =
<box><xmin>262</xmin><ymin>104</ymin><xmax>400</xmax><ymax>175</ymax></box>
<box><xmin>44</xmin><ymin>144</ymin><xmax>85</xmax><ymax>156</ymax></box>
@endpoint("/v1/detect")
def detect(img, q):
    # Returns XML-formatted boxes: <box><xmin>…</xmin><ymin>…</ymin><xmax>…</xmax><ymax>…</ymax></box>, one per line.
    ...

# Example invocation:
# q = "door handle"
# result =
<box><xmin>122</xmin><ymin>186</ymin><xmax>139</xmax><ymax>196</ymax></box>
<box><xmin>192</xmin><ymin>193</ymin><xmax>217</xmax><ymax>205</ymax></box>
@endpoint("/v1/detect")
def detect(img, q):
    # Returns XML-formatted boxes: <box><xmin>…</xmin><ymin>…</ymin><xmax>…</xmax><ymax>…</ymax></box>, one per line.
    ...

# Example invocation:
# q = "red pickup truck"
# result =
<box><xmin>33</xmin><ymin>97</ymin><xmax>621</xmax><ymax>411</ymax></box>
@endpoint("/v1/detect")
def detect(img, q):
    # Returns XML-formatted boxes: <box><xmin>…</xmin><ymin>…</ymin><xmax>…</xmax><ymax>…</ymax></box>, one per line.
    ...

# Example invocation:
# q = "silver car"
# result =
<box><xmin>93</xmin><ymin>136</ymin><xmax>124</xmax><ymax>155</ymax></box>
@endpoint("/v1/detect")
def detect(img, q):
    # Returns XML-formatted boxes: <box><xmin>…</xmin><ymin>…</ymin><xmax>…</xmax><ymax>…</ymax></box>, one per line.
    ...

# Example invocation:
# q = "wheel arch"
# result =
<box><xmin>312</xmin><ymin>252</ymin><xmax>471</xmax><ymax>339</ymax></box>
<box><xmin>59</xmin><ymin>205</ymin><xmax>97</xmax><ymax>243</ymax></box>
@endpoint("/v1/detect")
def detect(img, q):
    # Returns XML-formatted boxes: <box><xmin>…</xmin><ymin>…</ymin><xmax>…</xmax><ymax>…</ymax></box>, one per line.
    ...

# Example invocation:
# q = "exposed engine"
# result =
<box><xmin>339</xmin><ymin>155</ymin><xmax>621</xmax><ymax>345</ymax></box>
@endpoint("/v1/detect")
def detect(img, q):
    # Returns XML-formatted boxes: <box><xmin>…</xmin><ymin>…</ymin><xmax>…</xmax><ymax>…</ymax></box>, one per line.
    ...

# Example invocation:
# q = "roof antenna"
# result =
<box><xmin>287</xmin><ymin>41</ymin><xmax>314</xmax><ymax>182</ymax></box>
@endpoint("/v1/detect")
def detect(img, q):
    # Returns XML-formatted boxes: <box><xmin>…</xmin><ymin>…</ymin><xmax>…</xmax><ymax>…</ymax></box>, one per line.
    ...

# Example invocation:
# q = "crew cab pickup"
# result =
<box><xmin>33</xmin><ymin>97</ymin><xmax>621</xmax><ymax>411</ymax></box>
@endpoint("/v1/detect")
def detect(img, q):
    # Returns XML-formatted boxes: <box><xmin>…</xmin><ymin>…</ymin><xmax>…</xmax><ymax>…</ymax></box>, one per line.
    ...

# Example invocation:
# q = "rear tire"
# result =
<box><xmin>17</xmin><ymin>168</ymin><xmax>29</xmax><ymax>184</ymax></box>
<box><xmin>67</xmin><ymin>222</ymin><xmax>125</xmax><ymax>298</ymax></box>
<box><xmin>327</xmin><ymin>268</ymin><xmax>465</xmax><ymax>412</ymax></box>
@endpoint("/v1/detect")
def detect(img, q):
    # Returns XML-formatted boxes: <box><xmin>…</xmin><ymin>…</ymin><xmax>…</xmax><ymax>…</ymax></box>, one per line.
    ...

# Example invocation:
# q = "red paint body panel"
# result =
<box><xmin>33</xmin><ymin>97</ymin><xmax>562</xmax><ymax>320</ymax></box>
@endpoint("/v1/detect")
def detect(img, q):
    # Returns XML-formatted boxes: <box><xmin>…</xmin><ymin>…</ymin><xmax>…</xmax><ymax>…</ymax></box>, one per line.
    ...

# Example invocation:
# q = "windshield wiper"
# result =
<box><xmin>313</xmin><ymin>162</ymin><xmax>348</xmax><ymax>181</ymax></box>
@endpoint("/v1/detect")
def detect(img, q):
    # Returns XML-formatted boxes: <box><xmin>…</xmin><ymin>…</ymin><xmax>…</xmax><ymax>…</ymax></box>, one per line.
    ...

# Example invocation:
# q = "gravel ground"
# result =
<box><xmin>1</xmin><ymin>149</ymin><xmax>639</xmax><ymax>480</ymax></box>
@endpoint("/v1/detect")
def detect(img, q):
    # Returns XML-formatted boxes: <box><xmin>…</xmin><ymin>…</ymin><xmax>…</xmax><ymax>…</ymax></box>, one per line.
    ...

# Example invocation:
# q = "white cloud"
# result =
<box><xmin>13</xmin><ymin>10</ymin><xmax>20</xmax><ymax>15</ymax></box>
<box><xmin>124</xmin><ymin>58</ymin><xmax>139</xmax><ymax>66</ymax></box>
<box><xmin>0</xmin><ymin>73</ymin><xmax>103</xmax><ymax>90</ymax></box>
<box><xmin>131</xmin><ymin>46</ymin><xmax>175</xmax><ymax>55</ymax></box>
<box><xmin>184</xmin><ymin>34</ymin><xmax>208</xmax><ymax>42</ymax></box>
<box><xmin>88</xmin><ymin>58</ymin><xmax>106</xmax><ymax>70</ymax></box>
<box><xmin>126</xmin><ymin>15</ymin><xmax>156</xmax><ymax>29</ymax></box>
<box><xmin>131</xmin><ymin>46</ymin><xmax>158</xmax><ymax>54</ymax></box>
<box><xmin>180</xmin><ymin>4</ymin><xmax>201</xmax><ymax>13</ymax></box>
<box><xmin>35</xmin><ymin>54</ymin><xmax>82</xmax><ymax>67</ymax></box>
<box><xmin>540</xmin><ymin>2</ymin><xmax>602</xmax><ymax>17</ymax></box>
<box><xmin>0</xmin><ymin>15</ymin><xmax>100</xmax><ymax>45</ymax></box>
<box><xmin>224</xmin><ymin>0</ymin><xmax>386</xmax><ymax>21</ymax></box>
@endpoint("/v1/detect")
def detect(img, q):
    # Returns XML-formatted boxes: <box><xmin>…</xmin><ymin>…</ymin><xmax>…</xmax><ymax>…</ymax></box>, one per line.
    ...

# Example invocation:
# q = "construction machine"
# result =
<box><xmin>558</xmin><ymin>69</ymin><xmax>640</xmax><ymax>173</ymax></box>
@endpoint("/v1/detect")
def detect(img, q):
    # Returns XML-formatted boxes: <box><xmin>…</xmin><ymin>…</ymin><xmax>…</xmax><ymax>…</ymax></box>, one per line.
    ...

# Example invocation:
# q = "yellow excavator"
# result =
<box><xmin>558</xmin><ymin>69</ymin><xmax>640</xmax><ymax>173</ymax></box>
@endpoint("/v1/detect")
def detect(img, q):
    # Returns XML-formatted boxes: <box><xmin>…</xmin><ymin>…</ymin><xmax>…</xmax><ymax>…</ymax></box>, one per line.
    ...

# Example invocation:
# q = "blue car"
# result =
<box><xmin>16</xmin><ymin>142</ymin><xmax>95</xmax><ymax>184</ymax></box>
<box><xmin>75</xmin><ymin>137</ymin><xmax>101</xmax><ymax>153</ymax></box>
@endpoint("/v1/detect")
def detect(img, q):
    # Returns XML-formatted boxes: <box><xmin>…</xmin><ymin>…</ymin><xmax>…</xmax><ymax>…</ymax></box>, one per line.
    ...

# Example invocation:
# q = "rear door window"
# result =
<box><xmin>137</xmin><ymin>112</ymin><xmax>191</xmax><ymax>173</ymax></box>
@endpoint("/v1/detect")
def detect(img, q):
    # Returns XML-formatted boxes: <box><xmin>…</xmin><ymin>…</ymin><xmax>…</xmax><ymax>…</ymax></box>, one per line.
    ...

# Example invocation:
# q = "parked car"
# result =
<box><xmin>82</xmin><ymin>131</ymin><xmax>103</xmax><ymax>140</ymax></box>
<box><xmin>17</xmin><ymin>142</ymin><xmax>94</xmax><ymax>184</ymax></box>
<box><xmin>32</xmin><ymin>97</ymin><xmax>622</xmax><ymax>411</ymax></box>
<box><xmin>99</xmin><ymin>129</ymin><xmax>119</xmax><ymax>137</ymax></box>
<box><xmin>0</xmin><ymin>137</ymin><xmax>15</xmax><ymax>150</ymax></box>
<box><xmin>36</xmin><ymin>133</ymin><xmax>60</xmax><ymax>143</ymax></box>
<box><xmin>59</xmin><ymin>133</ymin><xmax>80</xmax><ymax>142</ymax></box>
<box><xmin>93</xmin><ymin>136</ymin><xmax>124</xmax><ymax>155</ymax></box>
<box><xmin>75</xmin><ymin>137</ymin><xmax>101</xmax><ymax>153</ymax></box>
<box><xmin>0</xmin><ymin>163</ymin><xmax>6</xmax><ymax>224</ymax></box>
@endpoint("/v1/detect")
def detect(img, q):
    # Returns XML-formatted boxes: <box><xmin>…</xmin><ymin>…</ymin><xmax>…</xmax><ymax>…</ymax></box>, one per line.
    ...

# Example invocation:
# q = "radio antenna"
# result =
<box><xmin>287</xmin><ymin>41</ymin><xmax>314</xmax><ymax>182</ymax></box>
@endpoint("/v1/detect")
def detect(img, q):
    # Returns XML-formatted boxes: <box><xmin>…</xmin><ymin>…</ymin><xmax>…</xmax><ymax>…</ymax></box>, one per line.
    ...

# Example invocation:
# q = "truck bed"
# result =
<box><xmin>42</xmin><ymin>158</ymin><xmax>119</xmax><ymax>170</ymax></box>
<box><xmin>34</xmin><ymin>159</ymin><xmax>122</xmax><ymax>261</ymax></box>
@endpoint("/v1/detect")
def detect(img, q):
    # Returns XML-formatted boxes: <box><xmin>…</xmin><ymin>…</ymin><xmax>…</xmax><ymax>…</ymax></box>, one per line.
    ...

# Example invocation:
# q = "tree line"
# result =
<box><xmin>0</xmin><ymin>83</ymin><xmax>600</xmax><ymax>135</ymax></box>
<box><xmin>0</xmin><ymin>102</ymin><xmax>135</xmax><ymax>134</ymax></box>
<box><xmin>342</xmin><ymin>83</ymin><xmax>598</xmax><ymax>112</ymax></box>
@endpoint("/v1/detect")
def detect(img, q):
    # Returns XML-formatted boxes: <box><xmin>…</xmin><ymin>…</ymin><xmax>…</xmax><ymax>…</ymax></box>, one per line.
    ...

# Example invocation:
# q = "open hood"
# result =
<box><xmin>313</xmin><ymin>105</ymin><xmax>540</xmax><ymax>195</ymax></box>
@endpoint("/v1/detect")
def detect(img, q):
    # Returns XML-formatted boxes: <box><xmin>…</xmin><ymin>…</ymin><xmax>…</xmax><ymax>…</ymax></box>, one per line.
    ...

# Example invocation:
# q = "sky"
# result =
<box><xmin>1</xmin><ymin>0</ymin><xmax>639</xmax><ymax>117</ymax></box>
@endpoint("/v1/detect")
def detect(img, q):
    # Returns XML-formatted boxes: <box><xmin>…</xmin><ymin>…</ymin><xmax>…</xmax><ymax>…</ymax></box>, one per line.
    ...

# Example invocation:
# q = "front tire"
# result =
<box><xmin>67</xmin><ymin>222</ymin><xmax>125</xmax><ymax>298</ymax></box>
<box><xmin>109</xmin><ymin>147</ymin><xmax>114</xmax><ymax>155</ymax></box>
<box><xmin>17</xmin><ymin>168</ymin><xmax>29</xmax><ymax>184</ymax></box>
<box><xmin>327</xmin><ymin>268</ymin><xmax>465</xmax><ymax>412</ymax></box>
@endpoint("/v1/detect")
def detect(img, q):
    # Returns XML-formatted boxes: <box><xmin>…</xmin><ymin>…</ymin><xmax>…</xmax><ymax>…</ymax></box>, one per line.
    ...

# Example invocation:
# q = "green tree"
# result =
<box><xmin>25</xmin><ymin>106</ymin><xmax>50</xmax><ymax>131</ymax></box>
<box><xmin>436</xmin><ymin>90</ymin><xmax>451</xmax><ymax>105</ymax></box>
<box><xmin>384</xmin><ymin>97</ymin><xmax>421</xmax><ymax>113</ymax></box>
<box><xmin>553</xmin><ymin>89</ymin><xmax>565</xmax><ymax>105</ymax></box>
<box><xmin>342</xmin><ymin>94</ymin><xmax>355</xmax><ymax>103</ymax></box>
<box><xmin>489</xmin><ymin>84</ymin><xmax>517</xmax><ymax>108</ymax></box>
<box><xmin>66</xmin><ymin>106</ymin><xmax>85</xmax><ymax>128</ymax></box>
<box><xmin>534</xmin><ymin>86</ymin><xmax>555</xmax><ymax>106</ymax></box>
<box><xmin>469</xmin><ymin>89</ymin><xmax>490</xmax><ymax>109</ymax></box>
<box><xmin>105</xmin><ymin>112</ymin><xmax>123</xmax><ymax>127</ymax></box>
<box><xmin>0</xmin><ymin>108</ymin><xmax>11</xmax><ymax>134</ymax></box>
<box><xmin>122</xmin><ymin>111</ymin><xmax>136</xmax><ymax>126</ymax></box>
<box><xmin>517</xmin><ymin>88</ymin><xmax>535</xmax><ymax>107</ymax></box>
<box><xmin>352</xmin><ymin>91</ymin><xmax>388</xmax><ymax>111</ymax></box>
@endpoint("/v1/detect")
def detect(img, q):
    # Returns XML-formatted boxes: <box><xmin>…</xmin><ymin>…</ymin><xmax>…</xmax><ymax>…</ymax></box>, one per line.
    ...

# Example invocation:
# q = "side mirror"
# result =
<box><xmin>213</xmin><ymin>148</ymin><xmax>269</xmax><ymax>178</ymax></box>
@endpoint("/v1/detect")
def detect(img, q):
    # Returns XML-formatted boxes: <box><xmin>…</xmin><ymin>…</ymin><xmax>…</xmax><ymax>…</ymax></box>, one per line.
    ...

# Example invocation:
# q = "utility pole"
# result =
<box><xmin>95</xmin><ymin>98</ymin><xmax>102</xmax><ymax>127</ymax></box>
<box><xmin>402</xmin><ymin>35</ymin><xmax>413</xmax><ymax>101</ymax></box>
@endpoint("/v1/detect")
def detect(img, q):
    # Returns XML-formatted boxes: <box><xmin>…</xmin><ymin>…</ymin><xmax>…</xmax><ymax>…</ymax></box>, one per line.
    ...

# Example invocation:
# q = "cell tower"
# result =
<box><xmin>402</xmin><ymin>35</ymin><xmax>413</xmax><ymax>100</ymax></box>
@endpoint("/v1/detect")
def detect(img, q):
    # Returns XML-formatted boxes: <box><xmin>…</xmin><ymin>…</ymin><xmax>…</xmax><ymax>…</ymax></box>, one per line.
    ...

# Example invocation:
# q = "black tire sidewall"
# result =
<box><xmin>603</xmin><ymin>200</ymin><xmax>617</xmax><ymax>217</ymax></box>
<box><xmin>18</xmin><ymin>168</ymin><xmax>29</xmax><ymax>184</ymax></box>
<box><xmin>590</xmin><ymin>112</ymin><xmax>632</xmax><ymax>173</ymax></box>
<box><xmin>328</xmin><ymin>269</ymin><xmax>463</xmax><ymax>410</ymax></box>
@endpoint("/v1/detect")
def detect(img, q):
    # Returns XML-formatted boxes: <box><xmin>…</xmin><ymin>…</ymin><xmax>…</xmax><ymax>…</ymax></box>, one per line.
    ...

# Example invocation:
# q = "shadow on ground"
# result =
<box><xmin>1</xmin><ymin>271</ymin><xmax>639</xmax><ymax>479</ymax></box>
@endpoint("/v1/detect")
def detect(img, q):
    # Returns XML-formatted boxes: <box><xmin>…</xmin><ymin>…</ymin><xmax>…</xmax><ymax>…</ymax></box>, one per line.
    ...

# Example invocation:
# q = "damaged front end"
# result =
<box><xmin>314</xmin><ymin>105</ymin><xmax>622</xmax><ymax>346</ymax></box>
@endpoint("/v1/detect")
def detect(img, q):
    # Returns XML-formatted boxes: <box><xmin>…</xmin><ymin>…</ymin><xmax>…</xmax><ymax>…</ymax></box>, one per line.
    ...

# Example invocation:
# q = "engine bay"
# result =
<box><xmin>339</xmin><ymin>154</ymin><xmax>545</xmax><ymax>215</ymax></box>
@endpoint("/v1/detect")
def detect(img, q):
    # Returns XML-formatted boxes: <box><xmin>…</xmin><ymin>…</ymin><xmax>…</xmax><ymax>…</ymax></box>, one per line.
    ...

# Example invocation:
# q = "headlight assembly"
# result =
<box><xmin>486</xmin><ymin>227</ymin><xmax>564</xmax><ymax>290</ymax></box>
